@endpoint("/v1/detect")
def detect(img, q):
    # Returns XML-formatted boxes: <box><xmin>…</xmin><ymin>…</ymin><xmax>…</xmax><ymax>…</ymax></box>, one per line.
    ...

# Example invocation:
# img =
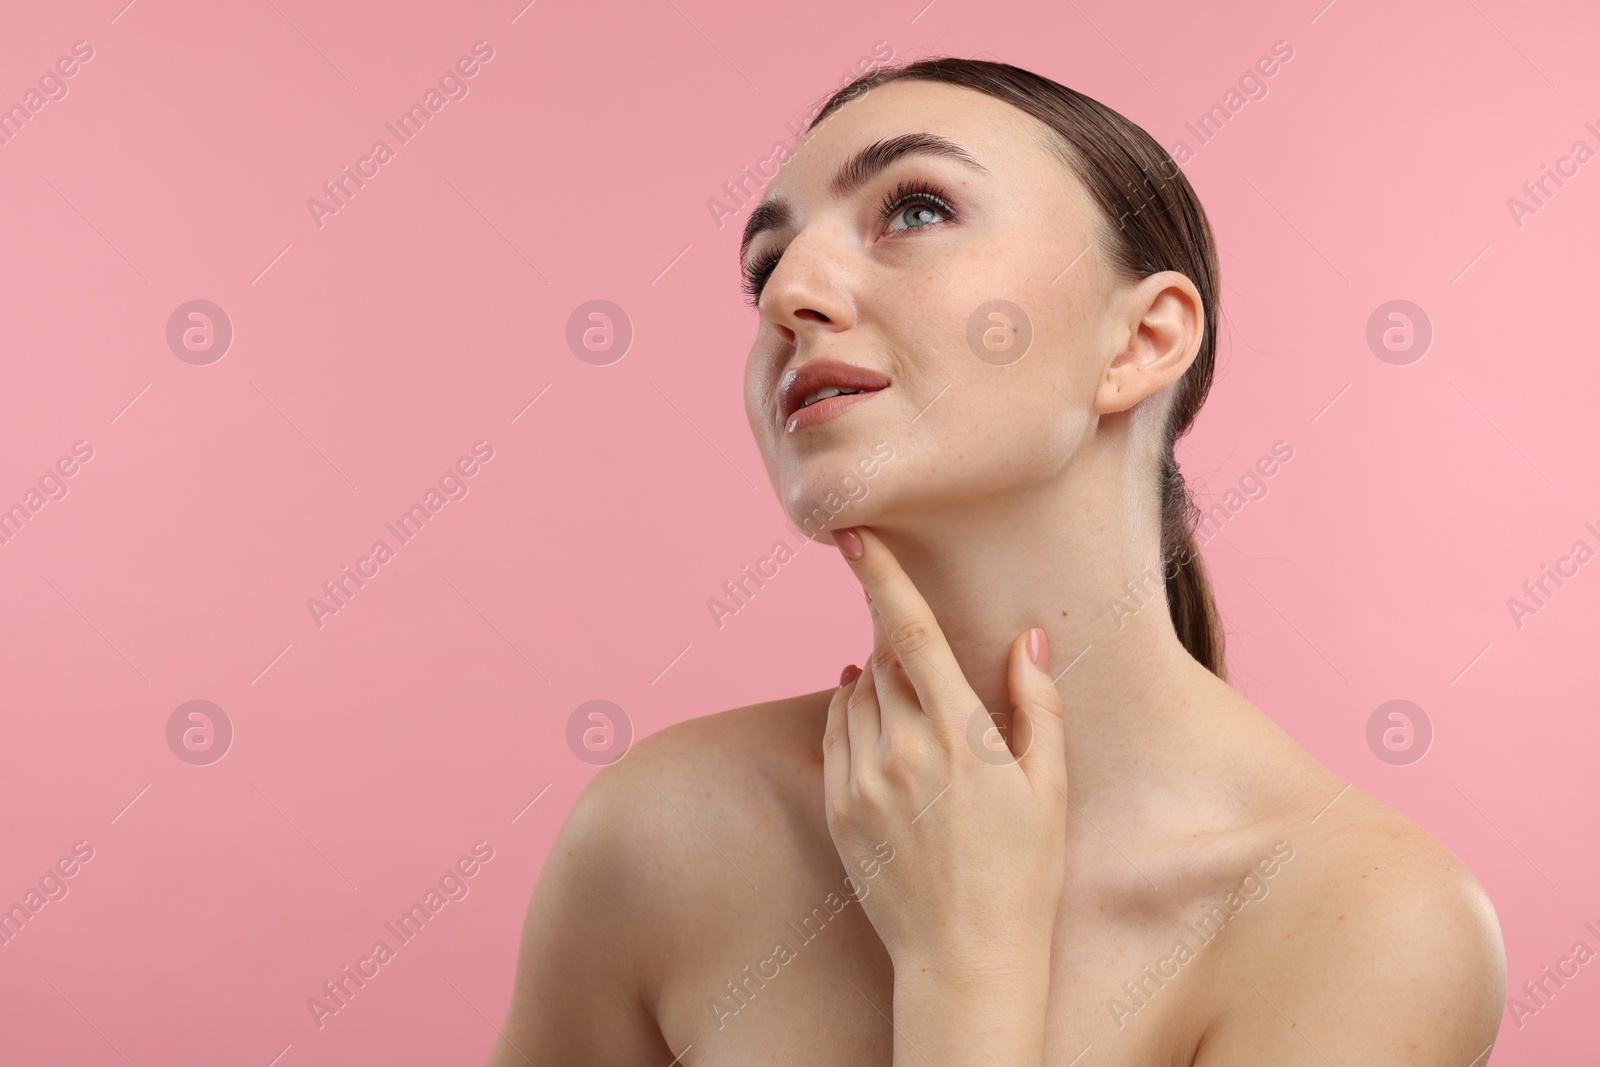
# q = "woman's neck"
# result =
<box><xmin>859</xmin><ymin>461</ymin><xmax>1232</xmax><ymax>831</ymax></box>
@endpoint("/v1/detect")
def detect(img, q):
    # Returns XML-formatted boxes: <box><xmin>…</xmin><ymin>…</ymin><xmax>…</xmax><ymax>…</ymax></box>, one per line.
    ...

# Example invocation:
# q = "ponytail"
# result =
<box><xmin>1160</xmin><ymin>453</ymin><xmax>1226</xmax><ymax>680</ymax></box>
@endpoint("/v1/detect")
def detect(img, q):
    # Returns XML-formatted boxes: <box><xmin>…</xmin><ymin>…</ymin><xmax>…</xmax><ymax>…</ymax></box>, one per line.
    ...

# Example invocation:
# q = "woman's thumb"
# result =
<box><xmin>1007</xmin><ymin>627</ymin><xmax>1068</xmax><ymax>786</ymax></box>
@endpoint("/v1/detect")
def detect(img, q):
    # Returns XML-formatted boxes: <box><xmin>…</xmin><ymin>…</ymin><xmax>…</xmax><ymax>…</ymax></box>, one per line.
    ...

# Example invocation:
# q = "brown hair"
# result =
<box><xmin>807</xmin><ymin>57</ymin><xmax>1227</xmax><ymax>679</ymax></box>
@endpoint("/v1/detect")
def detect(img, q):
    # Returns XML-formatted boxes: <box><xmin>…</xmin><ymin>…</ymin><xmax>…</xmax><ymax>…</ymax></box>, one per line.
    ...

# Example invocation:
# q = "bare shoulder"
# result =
<box><xmin>621</xmin><ymin>687</ymin><xmax>831</xmax><ymax>786</ymax></box>
<box><xmin>606</xmin><ymin>688</ymin><xmax>833</xmax><ymax>873</ymax></box>
<box><xmin>485</xmin><ymin>690</ymin><xmax>831</xmax><ymax>1066</ymax></box>
<box><xmin>1197</xmin><ymin>784</ymin><xmax>1508</xmax><ymax>1065</ymax></box>
<box><xmin>570</xmin><ymin>686</ymin><xmax>831</xmax><ymax>944</ymax></box>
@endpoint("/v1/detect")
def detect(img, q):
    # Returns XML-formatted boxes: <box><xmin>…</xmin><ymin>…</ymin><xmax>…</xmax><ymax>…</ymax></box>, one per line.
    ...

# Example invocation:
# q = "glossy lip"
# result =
<box><xmin>778</xmin><ymin>359</ymin><xmax>891</xmax><ymax>428</ymax></box>
<box><xmin>784</xmin><ymin>388</ymin><xmax>883</xmax><ymax>434</ymax></box>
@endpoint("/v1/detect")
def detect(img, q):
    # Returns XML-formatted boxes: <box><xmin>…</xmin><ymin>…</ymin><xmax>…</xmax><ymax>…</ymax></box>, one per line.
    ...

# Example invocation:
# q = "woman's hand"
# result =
<box><xmin>823</xmin><ymin>525</ymin><xmax>1069</xmax><ymax>1063</ymax></box>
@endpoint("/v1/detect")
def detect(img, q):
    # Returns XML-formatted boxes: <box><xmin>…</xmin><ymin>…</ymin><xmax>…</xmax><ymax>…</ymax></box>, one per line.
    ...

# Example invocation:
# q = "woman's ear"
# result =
<box><xmin>1093</xmin><ymin>271</ymin><xmax>1204</xmax><ymax>415</ymax></box>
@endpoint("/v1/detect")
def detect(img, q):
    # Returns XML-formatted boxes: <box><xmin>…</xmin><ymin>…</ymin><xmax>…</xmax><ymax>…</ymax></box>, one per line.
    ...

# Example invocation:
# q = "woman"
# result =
<box><xmin>486</xmin><ymin>58</ymin><xmax>1506</xmax><ymax>1065</ymax></box>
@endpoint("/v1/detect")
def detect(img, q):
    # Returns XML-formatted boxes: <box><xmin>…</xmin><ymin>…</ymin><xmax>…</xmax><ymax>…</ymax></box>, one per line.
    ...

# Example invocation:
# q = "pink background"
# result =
<box><xmin>2</xmin><ymin>0</ymin><xmax>1596</xmax><ymax>1062</ymax></box>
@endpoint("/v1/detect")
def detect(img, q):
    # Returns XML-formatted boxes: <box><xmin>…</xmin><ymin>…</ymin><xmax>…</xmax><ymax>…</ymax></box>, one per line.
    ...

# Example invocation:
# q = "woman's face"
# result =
<box><xmin>740</xmin><ymin>79</ymin><xmax>1150</xmax><ymax>541</ymax></box>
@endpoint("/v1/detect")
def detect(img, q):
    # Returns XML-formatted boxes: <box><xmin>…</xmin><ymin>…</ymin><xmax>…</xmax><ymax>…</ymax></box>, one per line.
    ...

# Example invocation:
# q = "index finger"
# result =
<box><xmin>833</xmin><ymin>526</ymin><xmax>965</xmax><ymax>714</ymax></box>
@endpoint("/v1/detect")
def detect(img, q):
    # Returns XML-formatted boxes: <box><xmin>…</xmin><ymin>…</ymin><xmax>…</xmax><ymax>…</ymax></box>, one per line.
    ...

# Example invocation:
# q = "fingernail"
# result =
<box><xmin>840</xmin><ymin>664</ymin><xmax>862</xmax><ymax>686</ymax></box>
<box><xmin>1027</xmin><ymin>627</ymin><xmax>1049</xmax><ymax>670</ymax></box>
<box><xmin>834</xmin><ymin>528</ymin><xmax>864</xmax><ymax>561</ymax></box>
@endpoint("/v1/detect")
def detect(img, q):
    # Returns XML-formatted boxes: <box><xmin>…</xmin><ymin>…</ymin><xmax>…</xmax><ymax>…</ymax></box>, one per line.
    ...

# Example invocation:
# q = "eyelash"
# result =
<box><xmin>740</xmin><ymin>178</ymin><xmax>957</xmax><ymax>307</ymax></box>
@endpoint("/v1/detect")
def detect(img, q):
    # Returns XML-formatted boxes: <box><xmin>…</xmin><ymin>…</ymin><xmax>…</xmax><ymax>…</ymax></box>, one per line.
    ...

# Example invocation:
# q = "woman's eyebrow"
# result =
<box><xmin>739</xmin><ymin>132</ymin><xmax>987</xmax><ymax>262</ymax></box>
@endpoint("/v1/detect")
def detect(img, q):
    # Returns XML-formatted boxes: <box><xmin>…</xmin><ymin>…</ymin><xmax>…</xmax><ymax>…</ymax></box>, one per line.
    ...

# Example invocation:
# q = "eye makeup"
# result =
<box><xmin>741</xmin><ymin>177</ymin><xmax>959</xmax><ymax>307</ymax></box>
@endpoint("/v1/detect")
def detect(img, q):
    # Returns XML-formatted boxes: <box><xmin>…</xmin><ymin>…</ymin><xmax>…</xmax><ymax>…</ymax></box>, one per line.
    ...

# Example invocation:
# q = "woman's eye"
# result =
<box><xmin>877</xmin><ymin>180</ymin><xmax>956</xmax><ymax>234</ymax></box>
<box><xmin>740</xmin><ymin>183</ymin><xmax>956</xmax><ymax>306</ymax></box>
<box><xmin>885</xmin><ymin>200</ymin><xmax>948</xmax><ymax>234</ymax></box>
<box><xmin>741</xmin><ymin>252</ymin><xmax>780</xmax><ymax>306</ymax></box>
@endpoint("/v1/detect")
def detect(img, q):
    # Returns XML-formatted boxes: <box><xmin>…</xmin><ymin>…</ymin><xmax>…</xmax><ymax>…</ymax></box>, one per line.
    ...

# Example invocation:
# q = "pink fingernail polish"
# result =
<box><xmin>834</xmin><ymin>528</ymin><xmax>864</xmax><ymax>561</ymax></box>
<box><xmin>1027</xmin><ymin>627</ymin><xmax>1048</xmax><ymax>669</ymax></box>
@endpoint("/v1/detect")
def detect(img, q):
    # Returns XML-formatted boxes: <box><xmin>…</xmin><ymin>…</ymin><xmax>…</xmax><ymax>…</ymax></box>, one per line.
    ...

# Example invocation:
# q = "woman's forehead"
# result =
<box><xmin>778</xmin><ymin>80</ymin><xmax>1049</xmax><ymax>190</ymax></box>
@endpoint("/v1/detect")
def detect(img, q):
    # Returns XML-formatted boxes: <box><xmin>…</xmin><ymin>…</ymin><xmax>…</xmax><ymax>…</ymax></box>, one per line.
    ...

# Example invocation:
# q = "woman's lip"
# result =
<box><xmin>784</xmin><ymin>388</ymin><xmax>885</xmax><ymax>434</ymax></box>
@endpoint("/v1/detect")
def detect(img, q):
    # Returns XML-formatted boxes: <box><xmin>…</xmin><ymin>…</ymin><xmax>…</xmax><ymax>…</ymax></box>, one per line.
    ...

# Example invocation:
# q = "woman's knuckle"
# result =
<box><xmin>868</xmin><ymin>644</ymin><xmax>899</xmax><ymax>675</ymax></box>
<box><xmin>891</xmin><ymin>616</ymin><xmax>936</xmax><ymax>657</ymax></box>
<box><xmin>1031</xmin><ymin>684</ymin><xmax>1065</xmax><ymax>716</ymax></box>
<box><xmin>846</xmin><ymin>770</ymin><xmax>882</xmax><ymax>807</ymax></box>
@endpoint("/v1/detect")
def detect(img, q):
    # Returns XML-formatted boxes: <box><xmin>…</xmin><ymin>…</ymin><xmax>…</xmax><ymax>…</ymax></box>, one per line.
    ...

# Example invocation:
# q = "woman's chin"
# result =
<box><xmin>777</xmin><ymin>442</ymin><xmax>903</xmax><ymax>534</ymax></box>
<box><xmin>785</xmin><ymin>500</ymin><xmax>875</xmax><ymax>542</ymax></box>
